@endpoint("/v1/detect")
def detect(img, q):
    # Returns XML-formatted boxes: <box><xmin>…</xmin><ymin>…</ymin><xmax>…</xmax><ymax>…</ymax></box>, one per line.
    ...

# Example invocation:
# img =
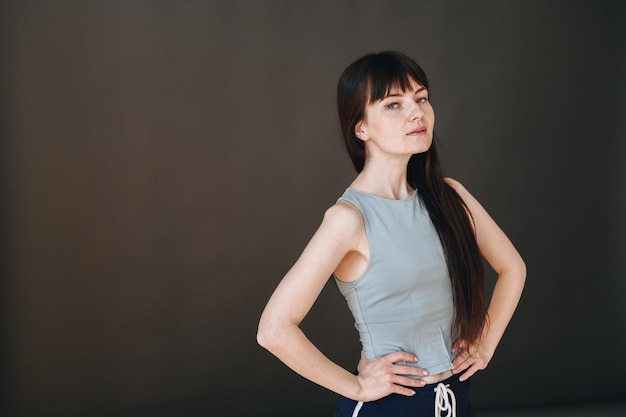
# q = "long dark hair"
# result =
<box><xmin>337</xmin><ymin>51</ymin><xmax>488</xmax><ymax>343</ymax></box>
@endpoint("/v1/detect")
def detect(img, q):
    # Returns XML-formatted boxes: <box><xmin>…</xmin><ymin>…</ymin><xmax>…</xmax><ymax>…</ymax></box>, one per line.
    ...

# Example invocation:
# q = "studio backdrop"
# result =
<box><xmin>1</xmin><ymin>1</ymin><xmax>624</xmax><ymax>417</ymax></box>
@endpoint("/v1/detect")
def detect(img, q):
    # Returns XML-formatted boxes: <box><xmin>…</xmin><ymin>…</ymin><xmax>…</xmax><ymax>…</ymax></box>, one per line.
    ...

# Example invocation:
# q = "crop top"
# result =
<box><xmin>334</xmin><ymin>188</ymin><xmax>455</xmax><ymax>376</ymax></box>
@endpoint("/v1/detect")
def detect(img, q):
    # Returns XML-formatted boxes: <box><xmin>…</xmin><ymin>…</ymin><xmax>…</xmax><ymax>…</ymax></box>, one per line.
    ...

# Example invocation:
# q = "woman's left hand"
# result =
<box><xmin>451</xmin><ymin>339</ymin><xmax>493</xmax><ymax>382</ymax></box>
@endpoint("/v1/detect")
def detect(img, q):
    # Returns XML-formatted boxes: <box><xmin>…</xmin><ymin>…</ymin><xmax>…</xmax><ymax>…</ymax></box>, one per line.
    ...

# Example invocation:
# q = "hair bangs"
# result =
<box><xmin>365</xmin><ymin>53</ymin><xmax>429</xmax><ymax>103</ymax></box>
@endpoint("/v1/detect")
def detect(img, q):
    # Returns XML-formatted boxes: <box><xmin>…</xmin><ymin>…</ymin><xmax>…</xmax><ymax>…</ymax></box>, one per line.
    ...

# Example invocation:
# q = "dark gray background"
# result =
<box><xmin>1</xmin><ymin>1</ymin><xmax>625</xmax><ymax>416</ymax></box>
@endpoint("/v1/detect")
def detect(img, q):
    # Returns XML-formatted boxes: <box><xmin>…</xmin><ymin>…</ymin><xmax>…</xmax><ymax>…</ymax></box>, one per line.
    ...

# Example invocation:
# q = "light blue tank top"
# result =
<box><xmin>334</xmin><ymin>188</ymin><xmax>455</xmax><ymax>376</ymax></box>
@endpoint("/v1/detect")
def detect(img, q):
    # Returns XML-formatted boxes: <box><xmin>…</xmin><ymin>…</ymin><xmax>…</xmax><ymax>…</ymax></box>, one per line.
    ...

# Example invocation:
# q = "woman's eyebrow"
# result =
<box><xmin>384</xmin><ymin>87</ymin><xmax>426</xmax><ymax>98</ymax></box>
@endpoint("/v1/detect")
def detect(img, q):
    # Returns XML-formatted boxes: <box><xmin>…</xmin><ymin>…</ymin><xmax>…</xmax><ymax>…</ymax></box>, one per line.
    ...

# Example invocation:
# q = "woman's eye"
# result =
<box><xmin>385</xmin><ymin>103</ymin><xmax>399</xmax><ymax>110</ymax></box>
<box><xmin>417</xmin><ymin>97</ymin><xmax>429</xmax><ymax>104</ymax></box>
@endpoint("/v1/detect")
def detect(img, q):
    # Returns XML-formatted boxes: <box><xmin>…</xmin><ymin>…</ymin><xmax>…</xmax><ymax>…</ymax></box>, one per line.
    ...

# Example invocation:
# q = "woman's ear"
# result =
<box><xmin>355</xmin><ymin>120</ymin><xmax>367</xmax><ymax>140</ymax></box>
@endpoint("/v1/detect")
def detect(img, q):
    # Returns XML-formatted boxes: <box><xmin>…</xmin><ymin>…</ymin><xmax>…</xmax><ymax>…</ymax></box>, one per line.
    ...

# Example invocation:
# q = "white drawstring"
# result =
<box><xmin>434</xmin><ymin>383</ymin><xmax>456</xmax><ymax>417</ymax></box>
<box><xmin>350</xmin><ymin>383</ymin><xmax>456</xmax><ymax>417</ymax></box>
<box><xmin>351</xmin><ymin>400</ymin><xmax>363</xmax><ymax>417</ymax></box>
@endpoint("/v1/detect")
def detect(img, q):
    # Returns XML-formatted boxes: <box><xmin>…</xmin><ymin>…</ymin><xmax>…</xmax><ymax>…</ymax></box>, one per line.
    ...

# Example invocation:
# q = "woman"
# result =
<box><xmin>257</xmin><ymin>51</ymin><xmax>526</xmax><ymax>417</ymax></box>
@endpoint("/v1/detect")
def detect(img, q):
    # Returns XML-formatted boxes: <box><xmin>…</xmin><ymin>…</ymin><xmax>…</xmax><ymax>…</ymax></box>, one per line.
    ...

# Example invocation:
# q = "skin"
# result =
<box><xmin>257</xmin><ymin>79</ymin><xmax>526</xmax><ymax>402</ymax></box>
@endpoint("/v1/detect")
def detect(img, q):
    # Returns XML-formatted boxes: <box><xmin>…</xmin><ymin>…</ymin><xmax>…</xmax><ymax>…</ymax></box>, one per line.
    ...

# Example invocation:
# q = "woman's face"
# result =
<box><xmin>356</xmin><ymin>78</ymin><xmax>434</xmax><ymax>160</ymax></box>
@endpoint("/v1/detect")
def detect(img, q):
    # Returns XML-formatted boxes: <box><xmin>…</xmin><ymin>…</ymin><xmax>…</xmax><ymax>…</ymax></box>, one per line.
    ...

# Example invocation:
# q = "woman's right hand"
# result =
<box><xmin>354</xmin><ymin>351</ymin><xmax>429</xmax><ymax>402</ymax></box>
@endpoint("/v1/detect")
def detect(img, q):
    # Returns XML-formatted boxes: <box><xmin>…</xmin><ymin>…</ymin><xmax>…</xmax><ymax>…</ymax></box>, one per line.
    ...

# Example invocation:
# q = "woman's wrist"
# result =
<box><xmin>345</xmin><ymin>373</ymin><xmax>364</xmax><ymax>401</ymax></box>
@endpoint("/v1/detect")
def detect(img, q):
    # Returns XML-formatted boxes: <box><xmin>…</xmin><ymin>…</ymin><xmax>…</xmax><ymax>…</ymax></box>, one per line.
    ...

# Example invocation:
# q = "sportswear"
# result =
<box><xmin>334</xmin><ymin>188</ymin><xmax>455</xmax><ymax>376</ymax></box>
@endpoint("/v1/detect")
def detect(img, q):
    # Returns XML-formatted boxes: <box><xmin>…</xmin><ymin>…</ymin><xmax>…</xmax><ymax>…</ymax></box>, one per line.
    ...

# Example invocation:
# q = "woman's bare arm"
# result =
<box><xmin>257</xmin><ymin>202</ymin><xmax>427</xmax><ymax>401</ymax></box>
<box><xmin>445</xmin><ymin>178</ymin><xmax>527</xmax><ymax>381</ymax></box>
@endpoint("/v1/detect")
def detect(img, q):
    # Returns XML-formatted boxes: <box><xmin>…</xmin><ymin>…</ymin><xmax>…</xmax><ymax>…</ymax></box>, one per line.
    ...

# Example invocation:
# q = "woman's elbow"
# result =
<box><xmin>516</xmin><ymin>256</ymin><xmax>527</xmax><ymax>282</ymax></box>
<box><xmin>497</xmin><ymin>255</ymin><xmax>526</xmax><ymax>286</ymax></box>
<box><xmin>256</xmin><ymin>324</ymin><xmax>273</xmax><ymax>350</ymax></box>
<box><xmin>508</xmin><ymin>256</ymin><xmax>527</xmax><ymax>290</ymax></box>
<box><xmin>257</xmin><ymin>315</ymin><xmax>283</xmax><ymax>351</ymax></box>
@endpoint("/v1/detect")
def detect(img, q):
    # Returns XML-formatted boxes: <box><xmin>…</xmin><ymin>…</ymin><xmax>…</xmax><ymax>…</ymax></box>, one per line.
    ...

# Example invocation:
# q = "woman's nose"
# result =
<box><xmin>410</xmin><ymin>102</ymin><xmax>424</xmax><ymax>120</ymax></box>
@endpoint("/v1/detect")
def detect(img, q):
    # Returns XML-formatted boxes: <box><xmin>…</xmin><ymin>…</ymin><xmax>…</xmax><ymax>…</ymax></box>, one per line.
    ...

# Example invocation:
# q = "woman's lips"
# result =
<box><xmin>407</xmin><ymin>126</ymin><xmax>427</xmax><ymax>135</ymax></box>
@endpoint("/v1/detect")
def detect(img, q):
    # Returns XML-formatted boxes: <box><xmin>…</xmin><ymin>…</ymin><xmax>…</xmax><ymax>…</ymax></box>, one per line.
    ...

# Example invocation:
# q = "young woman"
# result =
<box><xmin>257</xmin><ymin>51</ymin><xmax>526</xmax><ymax>417</ymax></box>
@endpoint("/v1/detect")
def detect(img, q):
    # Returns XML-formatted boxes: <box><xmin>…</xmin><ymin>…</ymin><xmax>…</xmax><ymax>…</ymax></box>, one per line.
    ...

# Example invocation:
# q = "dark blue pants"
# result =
<box><xmin>333</xmin><ymin>373</ymin><xmax>473</xmax><ymax>417</ymax></box>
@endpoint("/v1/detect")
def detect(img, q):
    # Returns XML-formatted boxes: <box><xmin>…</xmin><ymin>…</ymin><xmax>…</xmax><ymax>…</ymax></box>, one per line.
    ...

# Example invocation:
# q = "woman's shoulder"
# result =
<box><xmin>324</xmin><ymin>199</ymin><xmax>362</xmax><ymax>224</ymax></box>
<box><xmin>443</xmin><ymin>177</ymin><xmax>486</xmax><ymax>222</ymax></box>
<box><xmin>444</xmin><ymin>177</ymin><xmax>476</xmax><ymax>200</ymax></box>
<box><xmin>303</xmin><ymin>200</ymin><xmax>364</xmax><ymax>253</ymax></box>
<box><xmin>443</xmin><ymin>176</ymin><xmax>466</xmax><ymax>192</ymax></box>
<box><xmin>318</xmin><ymin>199</ymin><xmax>363</xmax><ymax>235</ymax></box>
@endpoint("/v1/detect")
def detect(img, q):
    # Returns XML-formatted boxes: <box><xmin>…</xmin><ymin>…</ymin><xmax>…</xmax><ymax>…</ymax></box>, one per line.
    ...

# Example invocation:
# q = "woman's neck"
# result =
<box><xmin>350</xmin><ymin>157</ymin><xmax>413</xmax><ymax>200</ymax></box>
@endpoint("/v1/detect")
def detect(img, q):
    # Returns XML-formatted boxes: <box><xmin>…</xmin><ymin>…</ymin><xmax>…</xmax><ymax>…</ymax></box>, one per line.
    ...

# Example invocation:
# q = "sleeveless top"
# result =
<box><xmin>334</xmin><ymin>188</ymin><xmax>455</xmax><ymax>376</ymax></box>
